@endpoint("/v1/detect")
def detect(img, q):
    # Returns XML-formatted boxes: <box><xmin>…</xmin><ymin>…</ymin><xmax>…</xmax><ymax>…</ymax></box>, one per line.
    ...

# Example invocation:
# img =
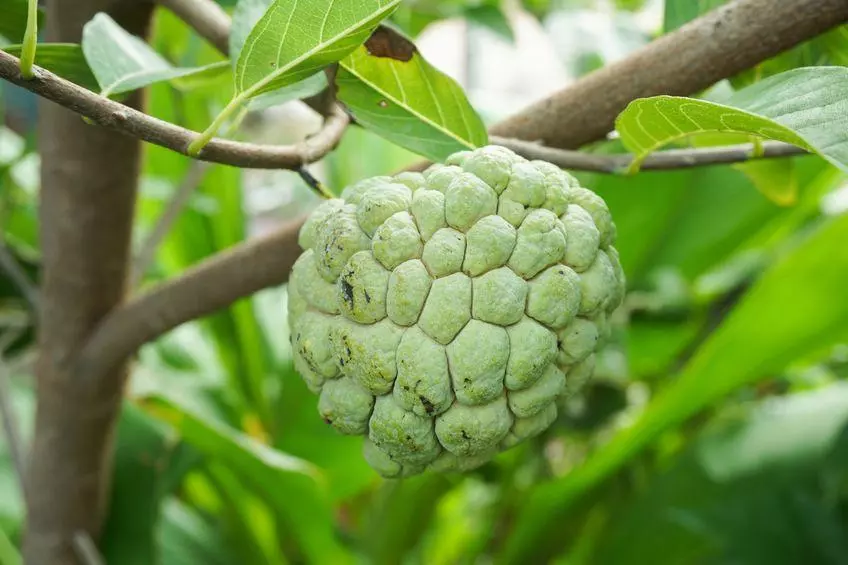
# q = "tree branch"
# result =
<box><xmin>0</xmin><ymin>49</ymin><xmax>349</xmax><ymax>170</ymax></box>
<box><xmin>156</xmin><ymin>0</ymin><xmax>230</xmax><ymax>55</ymax></box>
<box><xmin>491</xmin><ymin>137</ymin><xmax>809</xmax><ymax>174</ymax></box>
<box><xmin>72</xmin><ymin>0</ymin><xmax>846</xmax><ymax>389</ymax></box>
<box><xmin>0</xmin><ymin>47</ymin><xmax>811</xmax><ymax>176</ymax></box>
<box><xmin>489</xmin><ymin>0</ymin><xmax>848</xmax><ymax>149</ymax></box>
<box><xmin>76</xmin><ymin>219</ymin><xmax>304</xmax><ymax>384</ymax></box>
<box><xmin>23</xmin><ymin>2</ymin><xmax>154</xmax><ymax>563</ymax></box>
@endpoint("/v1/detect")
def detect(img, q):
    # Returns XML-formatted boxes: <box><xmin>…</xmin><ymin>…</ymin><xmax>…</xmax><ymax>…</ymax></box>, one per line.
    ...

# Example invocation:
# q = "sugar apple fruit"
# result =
<box><xmin>287</xmin><ymin>145</ymin><xmax>625</xmax><ymax>478</ymax></box>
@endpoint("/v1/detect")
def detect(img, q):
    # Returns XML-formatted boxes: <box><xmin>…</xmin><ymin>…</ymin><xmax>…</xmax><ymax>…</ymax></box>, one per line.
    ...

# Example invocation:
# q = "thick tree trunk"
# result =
<box><xmin>23</xmin><ymin>1</ymin><xmax>153</xmax><ymax>564</ymax></box>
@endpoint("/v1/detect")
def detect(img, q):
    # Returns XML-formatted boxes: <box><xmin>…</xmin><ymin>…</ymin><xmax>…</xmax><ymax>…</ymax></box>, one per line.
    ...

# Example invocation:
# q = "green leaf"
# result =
<box><xmin>248</xmin><ymin>72</ymin><xmax>328</xmax><ymax>112</ymax></box>
<box><xmin>145</xmin><ymin>392</ymin><xmax>352</xmax><ymax>564</ymax></box>
<box><xmin>100</xmin><ymin>403</ymin><xmax>175</xmax><ymax>565</ymax></box>
<box><xmin>229</xmin><ymin>0</ymin><xmax>273</xmax><ymax>63</ymax></box>
<box><xmin>361</xmin><ymin>475</ymin><xmax>453</xmax><ymax>565</ymax></box>
<box><xmin>689</xmin><ymin>132</ymin><xmax>801</xmax><ymax>205</ymax></box>
<box><xmin>820</xmin><ymin>25</ymin><xmax>848</xmax><ymax>66</ymax></box>
<box><xmin>234</xmin><ymin>0</ymin><xmax>400</xmax><ymax>98</ymax></box>
<box><xmin>82</xmin><ymin>13</ymin><xmax>229</xmax><ymax>97</ymax></box>
<box><xmin>0</xmin><ymin>0</ymin><xmax>44</xmax><ymax>44</ymax></box>
<box><xmin>500</xmin><ymin>212</ymin><xmax>848</xmax><ymax>563</ymax></box>
<box><xmin>190</xmin><ymin>0</ymin><xmax>399</xmax><ymax>154</ymax></box>
<box><xmin>203</xmin><ymin>464</ymin><xmax>291</xmax><ymax>565</ymax></box>
<box><xmin>663</xmin><ymin>0</ymin><xmax>725</xmax><ymax>33</ymax></box>
<box><xmin>0</xmin><ymin>527</ymin><xmax>20</xmax><ymax>565</ymax></box>
<box><xmin>697</xmin><ymin>383</ymin><xmax>848</xmax><ymax>481</ymax></box>
<box><xmin>272</xmin><ymin>361</ymin><xmax>375</xmax><ymax>502</ymax></box>
<box><xmin>336</xmin><ymin>26</ymin><xmax>488</xmax><ymax>162</ymax></box>
<box><xmin>616</xmin><ymin>67</ymin><xmax>848</xmax><ymax>174</ymax></box>
<box><xmin>592</xmin><ymin>384</ymin><xmax>848</xmax><ymax>565</ymax></box>
<box><xmin>1</xmin><ymin>43</ymin><xmax>99</xmax><ymax>91</ymax></box>
<box><xmin>465</xmin><ymin>4</ymin><xmax>514</xmax><ymax>42</ymax></box>
<box><xmin>734</xmin><ymin>157</ymin><xmax>798</xmax><ymax>206</ymax></box>
<box><xmin>613</xmin><ymin>0</ymin><xmax>648</xmax><ymax>11</ymax></box>
<box><xmin>159</xmin><ymin>499</ymin><xmax>239</xmax><ymax>565</ymax></box>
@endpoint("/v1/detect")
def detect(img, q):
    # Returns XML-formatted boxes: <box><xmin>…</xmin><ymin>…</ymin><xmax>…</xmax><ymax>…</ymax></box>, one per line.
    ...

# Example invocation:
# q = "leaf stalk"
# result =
<box><xmin>18</xmin><ymin>0</ymin><xmax>39</xmax><ymax>79</ymax></box>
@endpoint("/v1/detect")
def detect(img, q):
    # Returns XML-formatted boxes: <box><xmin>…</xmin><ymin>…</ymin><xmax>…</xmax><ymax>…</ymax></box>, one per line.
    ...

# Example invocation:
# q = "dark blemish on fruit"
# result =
<box><xmin>364</xmin><ymin>26</ymin><xmax>416</xmax><ymax>62</ymax></box>
<box><xmin>420</xmin><ymin>395</ymin><xmax>435</xmax><ymax>414</ymax></box>
<box><xmin>341</xmin><ymin>278</ymin><xmax>354</xmax><ymax>306</ymax></box>
<box><xmin>323</xmin><ymin>416</ymin><xmax>333</xmax><ymax>425</ymax></box>
<box><xmin>461</xmin><ymin>430</ymin><xmax>470</xmax><ymax>440</ymax></box>
<box><xmin>364</xmin><ymin>290</ymin><xmax>372</xmax><ymax>303</ymax></box>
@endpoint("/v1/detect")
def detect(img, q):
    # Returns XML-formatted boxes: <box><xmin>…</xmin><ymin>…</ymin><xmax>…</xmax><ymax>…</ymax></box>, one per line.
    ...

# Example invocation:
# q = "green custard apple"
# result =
<box><xmin>287</xmin><ymin>145</ymin><xmax>625</xmax><ymax>478</ymax></box>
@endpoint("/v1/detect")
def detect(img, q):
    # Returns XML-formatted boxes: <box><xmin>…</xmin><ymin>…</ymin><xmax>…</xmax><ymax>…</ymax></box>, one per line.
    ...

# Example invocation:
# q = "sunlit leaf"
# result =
<box><xmin>820</xmin><ymin>25</ymin><xmax>848</xmax><ymax>66</ymax></box>
<box><xmin>0</xmin><ymin>526</ymin><xmax>20</xmax><ymax>565</ymax></box>
<box><xmin>336</xmin><ymin>26</ymin><xmax>488</xmax><ymax>162</ymax></box>
<box><xmin>689</xmin><ymin>132</ymin><xmax>801</xmax><ymax>205</ymax></box>
<box><xmin>0</xmin><ymin>0</ymin><xmax>44</xmax><ymax>44</ymax></box>
<box><xmin>614</xmin><ymin>0</ymin><xmax>648</xmax><ymax>11</ymax></box>
<box><xmin>501</xmin><ymin>212</ymin><xmax>848</xmax><ymax>562</ymax></box>
<box><xmin>734</xmin><ymin>157</ymin><xmax>798</xmax><ymax>205</ymax></box>
<box><xmin>1</xmin><ymin>43</ymin><xmax>99</xmax><ymax>91</ymax></box>
<box><xmin>616</xmin><ymin>67</ymin><xmax>848</xmax><ymax>174</ymax></box>
<box><xmin>229</xmin><ymin>0</ymin><xmax>273</xmax><ymax>63</ymax></box>
<box><xmin>82</xmin><ymin>13</ymin><xmax>229</xmax><ymax>97</ymax></box>
<box><xmin>234</xmin><ymin>0</ymin><xmax>400</xmax><ymax>97</ymax></box>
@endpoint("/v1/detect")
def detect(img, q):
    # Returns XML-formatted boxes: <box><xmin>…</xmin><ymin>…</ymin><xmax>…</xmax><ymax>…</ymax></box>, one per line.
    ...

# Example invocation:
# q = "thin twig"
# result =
<box><xmin>491</xmin><ymin>137</ymin><xmax>809</xmax><ymax>174</ymax></box>
<box><xmin>0</xmin><ymin>242</ymin><xmax>39</xmax><ymax>312</ymax></box>
<box><xmin>73</xmin><ymin>532</ymin><xmax>105</xmax><ymax>565</ymax></box>
<box><xmin>131</xmin><ymin>161</ymin><xmax>212</xmax><ymax>288</ymax></box>
<box><xmin>0</xmin><ymin>329</ymin><xmax>28</xmax><ymax>500</ymax></box>
<box><xmin>0</xmin><ymin>49</ymin><xmax>349</xmax><ymax>170</ymax></box>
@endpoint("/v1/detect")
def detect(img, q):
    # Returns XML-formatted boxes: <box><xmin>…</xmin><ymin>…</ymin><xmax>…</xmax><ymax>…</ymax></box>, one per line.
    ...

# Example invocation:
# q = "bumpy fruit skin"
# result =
<box><xmin>288</xmin><ymin>145</ymin><xmax>625</xmax><ymax>478</ymax></box>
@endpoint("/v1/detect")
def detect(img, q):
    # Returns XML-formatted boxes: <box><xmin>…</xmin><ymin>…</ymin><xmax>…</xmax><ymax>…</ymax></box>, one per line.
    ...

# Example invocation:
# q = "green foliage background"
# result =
<box><xmin>1</xmin><ymin>0</ymin><xmax>848</xmax><ymax>564</ymax></box>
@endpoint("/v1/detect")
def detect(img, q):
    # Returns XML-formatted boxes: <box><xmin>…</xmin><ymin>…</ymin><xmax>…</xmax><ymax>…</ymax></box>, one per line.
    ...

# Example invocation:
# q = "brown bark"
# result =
<box><xmin>0</xmin><ymin>49</ymin><xmax>350</xmax><ymax>170</ymax></box>
<box><xmin>76</xmin><ymin>219</ymin><xmax>305</xmax><ymax>384</ymax></box>
<box><xmin>490</xmin><ymin>0</ymin><xmax>848</xmax><ymax>149</ymax></box>
<box><xmin>23</xmin><ymin>1</ymin><xmax>153</xmax><ymax>564</ymax></box>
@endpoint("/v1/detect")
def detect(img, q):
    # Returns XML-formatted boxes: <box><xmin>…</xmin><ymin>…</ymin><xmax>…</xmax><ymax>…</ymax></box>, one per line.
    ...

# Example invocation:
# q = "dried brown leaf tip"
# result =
<box><xmin>364</xmin><ymin>26</ymin><xmax>416</xmax><ymax>62</ymax></box>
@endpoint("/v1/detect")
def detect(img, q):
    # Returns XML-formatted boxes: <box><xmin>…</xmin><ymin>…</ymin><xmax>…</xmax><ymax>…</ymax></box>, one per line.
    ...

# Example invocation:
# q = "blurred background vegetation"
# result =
<box><xmin>2</xmin><ymin>0</ymin><xmax>848</xmax><ymax>563</ymax></box>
